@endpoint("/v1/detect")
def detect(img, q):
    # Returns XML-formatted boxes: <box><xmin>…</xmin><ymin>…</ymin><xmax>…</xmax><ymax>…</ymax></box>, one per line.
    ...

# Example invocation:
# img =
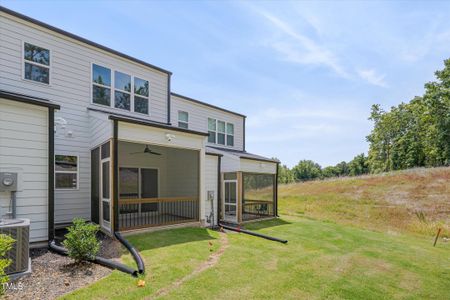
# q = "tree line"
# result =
<box><xmin>278</xmin><ymin>58</ymin><xmax>450</xmax><ymax>184</ymax></box>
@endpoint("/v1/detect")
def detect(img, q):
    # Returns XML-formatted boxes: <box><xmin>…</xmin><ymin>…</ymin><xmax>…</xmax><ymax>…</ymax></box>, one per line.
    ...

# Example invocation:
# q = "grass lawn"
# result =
<box><xmin>63</xmin><ymin>216</ymin><xmax>449</xmax><ymax>299</ymax></box>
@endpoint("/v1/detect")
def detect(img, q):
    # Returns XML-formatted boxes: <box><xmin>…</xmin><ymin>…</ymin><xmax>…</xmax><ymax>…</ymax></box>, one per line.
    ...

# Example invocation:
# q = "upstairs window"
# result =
<box><xmin>92</xmin><ymin>64</ymin><xmax>111</xmax><ymax>106</ymax></box>
<box><xmin>178</xmin><ymin>111</ymin><xmax>189</xmax><ymax>129</ymax></box>
<box><xmin>134</xmin><ymin>77</ymin><xmax>149</xmax><ymax>114</ymax></box>
<box><xmin>23</xmin><ymin>42</ymin><xmax>50</xmax><ymax>84</ymax></box>
<box><xmin>114</xmin><ymin>71</ymin><xmax>131</xmax><ymax>110</ymax></box>
<box><xmin>55</xmin><ymin>155</ymin><xmax>78</xmax><ymax>189</ymax></box>
<box><xmin>207</xmin><ymin>118</ymin><xmax>235</xmax><ymax>147</ymax></box>
<box><xmin>217</xmin><ymin>121</ymin><xmax>226</xmax><ymax>145</ymax></box>
<box><xmin>91</xmin><ymin>65</ymin><xmax>150</xmax><ymax>115</ymax></box>
<box><xmin>208</xmin><ymin>118</ymin><xmax>216</xmax><ymax>143</ymax></box>
<box><xmin>227</xmin><ymin>123</ymin><xmax>234</xmax><ymax>146</ymax></box>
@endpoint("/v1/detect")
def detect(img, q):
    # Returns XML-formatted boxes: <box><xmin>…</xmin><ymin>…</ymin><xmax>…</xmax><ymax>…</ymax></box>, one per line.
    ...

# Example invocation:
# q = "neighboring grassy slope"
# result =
<box><xmin>64</xmin><ymin>218</ymin><xmax>449</xmax><ymax>300</ymax></box>
<box><xmin>279</xmin><ymin>167</ymin><xmax>450</xmax><ymax>236</ymax></box>
<box><xmin>64</xmin><ymin>167</ymin><xmax>450</xmax><ymax>299</ymax></box>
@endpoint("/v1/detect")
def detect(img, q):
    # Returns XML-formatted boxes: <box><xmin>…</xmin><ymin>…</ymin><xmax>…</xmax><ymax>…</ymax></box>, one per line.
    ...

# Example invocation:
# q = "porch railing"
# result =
<box><xmin>118</xmin><ymin>197</ymin><xmax>199</xmax><ymax>231</ymax></box>
<box><xmin>242</xmin><ymin>200</ymin><xmax>274</xmax><ymax>221</ymax></box>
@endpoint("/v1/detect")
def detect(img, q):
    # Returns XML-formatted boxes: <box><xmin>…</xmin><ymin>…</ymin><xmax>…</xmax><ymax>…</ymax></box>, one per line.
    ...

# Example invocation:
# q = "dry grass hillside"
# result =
<box><xmin>279</xmin><ymin>167</ymin><xmax>450</xmax><ymax>237</ymax></box>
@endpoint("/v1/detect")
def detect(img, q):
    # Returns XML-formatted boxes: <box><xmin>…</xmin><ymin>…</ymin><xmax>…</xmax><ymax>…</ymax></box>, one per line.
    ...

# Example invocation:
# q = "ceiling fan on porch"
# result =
<box><xmin>130</xmin><ymin>145</ymin><xmax>161</xmax><ymax>156</ymax></box>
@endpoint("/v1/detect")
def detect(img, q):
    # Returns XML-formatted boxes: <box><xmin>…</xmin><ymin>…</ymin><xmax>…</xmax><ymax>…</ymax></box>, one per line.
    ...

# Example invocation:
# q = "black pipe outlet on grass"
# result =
<box><xmin>48</xmin><ymin>240</ymin><xmax>138</xmax><ymax>277</ymax></box>
<box><xmin>219</xmin><ymin>223</ymin><xmax>288</xmax><ymax>244</ymax></box>
<box><xmin>114</xmin><ymin>232</ymin><xmax>145</xmax><ymax>275</ymax></box>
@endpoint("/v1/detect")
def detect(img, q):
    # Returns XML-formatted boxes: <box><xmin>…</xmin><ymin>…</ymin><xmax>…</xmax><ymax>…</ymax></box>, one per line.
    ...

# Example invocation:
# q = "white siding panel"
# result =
<box><xmin>118</xmin><ymin>122</ymin><xmax>205</xmax><ymax>151</ymax></box>
<box><xmin>89</xmin><ymin>110</ymin><xmax>113</xmax><ymax>149</ymax></box>
<box><xmin>205</xmin><ymin>155</ymin><xmax>218</xmax><ymax>226</ymax></box>
<box><xmin>0</xmin><ymin>99</ymin><xmax>48</xmax><ymax>243</ymax></box>
<box><xmin>240</xmin><ymin>159</ymin><xmax>277</xmax><ymax>174</ymax></box>
<box><xmin>171</xmin><ymin>95</ymin><xmax>245</xmax><ymax>151</ymax></box>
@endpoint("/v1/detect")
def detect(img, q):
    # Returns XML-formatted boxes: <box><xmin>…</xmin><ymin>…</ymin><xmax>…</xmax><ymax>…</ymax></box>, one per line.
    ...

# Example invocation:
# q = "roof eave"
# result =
<box><xmin>0</xmin><ymin>6</ymin><xmax>172</xmax><ymax>76</ymax></box>
<box><xmin>108</xmin><ymin>115</ymin><xmax>209</xmax><ymax>137</ymax></box>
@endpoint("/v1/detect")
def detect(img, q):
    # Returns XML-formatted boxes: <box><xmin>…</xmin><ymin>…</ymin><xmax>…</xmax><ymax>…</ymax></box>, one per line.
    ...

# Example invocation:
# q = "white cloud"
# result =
<box><xmin>357</xmin><ymin>68</ymin><xmax>388</xmax><ymax>87</ymax></box>
<box><xmin>249</xmin><ymin>7</ymin><xmax>349</xmax><ymax>77</ymax></box>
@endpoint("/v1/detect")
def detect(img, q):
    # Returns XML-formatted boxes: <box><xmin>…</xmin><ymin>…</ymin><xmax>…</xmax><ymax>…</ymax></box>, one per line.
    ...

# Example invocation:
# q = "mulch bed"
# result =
<box><xmin>5</xmin><ymin>232</ymin><xmax>123</xmax><ymax>300</ymax></box>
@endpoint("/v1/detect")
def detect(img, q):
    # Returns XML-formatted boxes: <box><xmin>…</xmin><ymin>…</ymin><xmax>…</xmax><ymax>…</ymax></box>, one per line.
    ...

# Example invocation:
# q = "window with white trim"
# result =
<box><xmin>55</xmin><ymin>155</ymin><xmax>78</xmax><ymax>189</ymax></box>
<box><xmin>178</xmin><ymin>111</ymin><xmax>189</xmax><ymax>129</ymax></box>
<box><xmin>23</xmin><ymin>42</ymin><xmax>50</xmax><ymax>84</ymax></box>
<box><xmin>217</xmin><ymin>121</ymin><xmax>226</xmax><ymax>145</ymax></box>
<box><xmin>208</xmin><ymin>118</ymin><xmax>216</xmax><ymax>143</ymax></box>
<box><xmin>92</xmin><ymin>64</ymin><xmax>111</xmax><ymax>106</ymax></box>
<box><xmin>134</xmin><ymin>77</ymin><xmax>149</xmax><ymax>114</ymax></box>
<box><xmin>207</xmin><ymin>118</ymin><xmax>234</xmax><ymax>146</ymax></box>
<box><xmin>226</xmin><ymin>123</ymin><xmax>234</xmax><ymax>146</ymax></box>
<box><xmin>92</xmin><ymin>64</ymin><xmax>150</xmax><ymax>115</ymax></box>
<box><xmin>114</xmin><ymin>71</ymin><xmax>131</xmax><ymax>110</ymax></box>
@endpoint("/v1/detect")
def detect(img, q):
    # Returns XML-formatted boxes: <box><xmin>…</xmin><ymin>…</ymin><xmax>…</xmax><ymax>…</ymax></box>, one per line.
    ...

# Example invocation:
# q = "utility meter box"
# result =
<box><xmin>0</xmin><ymin>172</ymin><xmax>18</xmax><ymax>192</ymax></box>
<box><xmin>207</xmin><ymin>191</ymin><xmax>214</xmax><ymax>201</ymax></box>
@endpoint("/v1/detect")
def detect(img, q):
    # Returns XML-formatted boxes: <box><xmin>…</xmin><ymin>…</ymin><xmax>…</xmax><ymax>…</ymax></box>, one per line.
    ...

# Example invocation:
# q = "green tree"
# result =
<box><xmin>278</xmin><ymin>164</ymin><xmax>295</xmax><ymax>184</ymax></box>
<box><xmin>367</xmin><ymin>58</ymin><xmax>450</xmax><ymax>172</ymax></box>
<box><xmin>348</xmin><ymin>153</ymin><xmax>369</xmax><ymax>176</ymax></box>
<box><xmin>292</xmin><ymin>160</ymin><xmax>322</xmax><ymax>181</ymax></box>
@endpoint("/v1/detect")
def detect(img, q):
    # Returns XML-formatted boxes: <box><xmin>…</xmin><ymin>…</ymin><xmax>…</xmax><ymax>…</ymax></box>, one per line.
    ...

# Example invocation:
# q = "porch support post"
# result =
<box><xmin>113</xmin><ymin>120</ymin><xmax>119</xmax><ymax>233</ymax></box>
<box><xmin>275</xmin><ymin>162</ymin><xmax>279</xmax><ymax>217</ymax></box>
<box><xmin>199</xmin><ymin>147</ymin><xmax>206</xmax><ymax>225</ymax></box>
<box><xmin>48</xmin><ymin>107</ymin><xmax>55</xmax><ymax>241</ymax></box>
<box><xmin>237</xmin><ymin>171</ymin><xmax>243</xmax><ymax>224</ymax></box>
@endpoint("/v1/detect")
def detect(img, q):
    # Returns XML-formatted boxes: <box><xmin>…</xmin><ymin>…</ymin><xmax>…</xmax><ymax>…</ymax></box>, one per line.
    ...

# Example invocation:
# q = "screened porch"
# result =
<box><xmin>117</xmin><ymin>141</ymin><xmax>200</xmax><ymax>231</ymax></box>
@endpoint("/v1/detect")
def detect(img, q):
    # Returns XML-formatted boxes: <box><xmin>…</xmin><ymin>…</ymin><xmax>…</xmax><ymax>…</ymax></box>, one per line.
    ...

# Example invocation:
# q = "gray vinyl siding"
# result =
<box><xmin>0</xmin><ymin>99</ymin><xmax>48</xmax><ymax>242</ymax></box>
<box><xmin>0</xmin><ymin>12</ymin><xmax>169</xmax><ymax>224</ymax></box>
<box><xmin>89</xmin><ymin>110</ymin><xmax>113</xmax><ymax>149</ymax></box>
<box><xmin>170</xmin><ymin>95</ymin><xmax>245</xmax><ymax>151</ymax></box>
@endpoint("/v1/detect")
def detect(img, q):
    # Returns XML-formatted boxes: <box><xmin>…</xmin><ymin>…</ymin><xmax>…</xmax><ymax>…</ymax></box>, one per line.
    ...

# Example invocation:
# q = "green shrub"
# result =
<box><xmin>0</xmin><ymin>234</ymin><xmax>15</xmax><ymax>295</ymax></box>
<box><xmin>63</xmin><ymin>218</ymin><xmax>100</xmax><ymax>262</ymax></box>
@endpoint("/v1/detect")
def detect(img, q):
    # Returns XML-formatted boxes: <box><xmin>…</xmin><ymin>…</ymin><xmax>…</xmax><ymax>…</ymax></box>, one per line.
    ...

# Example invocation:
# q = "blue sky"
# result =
<box><xmin>4</xmin><ymin>1</ymin><xmax>450</xmax><ymax>167</ymax></box>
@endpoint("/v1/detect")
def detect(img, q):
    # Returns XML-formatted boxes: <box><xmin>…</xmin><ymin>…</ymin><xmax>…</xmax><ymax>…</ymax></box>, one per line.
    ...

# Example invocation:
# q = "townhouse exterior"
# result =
<box><xmin>0</xmin><ymin>7</ymin><xmax>279</xmax><ymax>245</ymax></box>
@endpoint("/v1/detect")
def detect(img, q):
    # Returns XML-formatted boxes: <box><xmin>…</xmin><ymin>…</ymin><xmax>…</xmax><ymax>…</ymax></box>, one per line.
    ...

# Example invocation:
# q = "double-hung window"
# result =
<box><xmin>92</xmin><ymin>64</ymin><xmax>111</xmax><ymax>106</ymax></box>
<box><xmin>23</xmin><ymin>42</ymin><xmax>50</xmax><ymax>84</ymax></box>
<box><xmin>226</xmin><ymin>123</ymin><xmax>234</xmax><ymax>146</ymax></box>
<box><xmin>178</xmin><ymin>111</ymin><xmax>189</xmax><ymax>129</ymax></box>
<box><xmin>114</xmin><ymin>71</ymin><xmax>131</xmax><ymax>110</ymax></box>
<box><xmin>55</xmin><ymin>155</ymin><xmax>78</xmax><ymax>189</ymax></box>
<box><xmin>208</xmin><ymin>118</ymin><xmax>234</xmax><ymax>146</ymax></box>
<box><xmin>217</xmin><ymin>121</ymin><xmax>226</xmax><ymax>145</ymax></box>
<box><xmin>208</xmin><ymin>118</ymin><xmax>216</xmax><ymax>143</ymax></box>
<box><xmin>92</xmin><ymin>64</ymin><xmax>150</xmax><ymax>114</ymax></box>
<box><xmin>134</xmin><ymin>77</ymin><xmax>149</xmax><ymax>114</ymax></box>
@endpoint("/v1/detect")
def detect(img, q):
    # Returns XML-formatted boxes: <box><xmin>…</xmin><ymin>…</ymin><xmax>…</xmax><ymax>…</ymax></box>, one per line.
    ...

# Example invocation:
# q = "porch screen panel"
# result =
<box><xmin>91</xmin><ymin>147</ymin><xmax>100</xmax><ymax>224</ymax></box>
<box><xmin>242</xmin><ymin>173</ymin><xmax>275</xmax><ymax>221</ymax></box>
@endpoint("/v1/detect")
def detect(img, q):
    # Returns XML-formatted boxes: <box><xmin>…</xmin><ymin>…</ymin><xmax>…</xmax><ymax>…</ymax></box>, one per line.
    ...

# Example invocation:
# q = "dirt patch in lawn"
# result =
<box><xmin>149</xmin><ymin>232</ymin><xmax>229</xmax><ymax>299</ymax></box>
<box><xmin>5</xmin><ymin>233</ymin><xmax>123</xmax><ymax>300</ymax></box>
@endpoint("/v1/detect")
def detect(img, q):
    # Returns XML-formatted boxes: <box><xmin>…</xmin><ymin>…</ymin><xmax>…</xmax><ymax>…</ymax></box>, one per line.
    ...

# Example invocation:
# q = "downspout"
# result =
<box><xmin>48</xmin><ymin>107</ymin><xmax>55</xmax><ymax>241</ymax></box>
<box><xmin>113</xmin><ymin>120</ymin><xmax>119</xmax><ymax>233</ymax></box>
<box><xmin>219</xmin><ymin>223</ymin><xmax>287</xmax><ymax>244</ymax></box>
<box><xmin>166</xmin><ymin>74</ymin><xmax>171</xmax><ymax>125</ymax></box>
<box><xmin>217</xmin><ymin>155</ymin><xmax>222</xmax><ymax>226</ymax></box>
<box><xmin>49</xmin><ymin>240</ymin><xmax>139</xmax><ymax>277</ymax></box>
<box><xmin>243</xmin><ymin>116</ymin><xmax>246</xmax><ymax>152</ymax></box>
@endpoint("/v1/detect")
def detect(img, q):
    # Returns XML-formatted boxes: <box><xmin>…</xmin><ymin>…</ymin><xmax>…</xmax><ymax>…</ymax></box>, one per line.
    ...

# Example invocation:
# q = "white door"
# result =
<box><xmin>223</xmin><ymin>180</ymin><xmax>238</xmax><ymax>223</ymax></box>
<box><xmin>100</xmin><ymin>142</ymin><xmax>111</xmax><ymax>231</ymax></box>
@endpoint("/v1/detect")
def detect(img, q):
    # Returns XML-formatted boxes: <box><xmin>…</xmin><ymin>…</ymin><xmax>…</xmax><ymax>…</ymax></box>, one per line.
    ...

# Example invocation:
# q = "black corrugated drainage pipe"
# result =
<box><xmin>219</xmin><ymin>223</ymin><xmax>288</xmax><ymax>244</ymax></box>
<box><xmin>48</xmin><ymin>240</ymin><xmax>139</xmax><ymax>277</ymax></box>
<box><xmin>114</xmin><ymin>232</ymin><xmax>145</xmax><ymax>275</ymax></box>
